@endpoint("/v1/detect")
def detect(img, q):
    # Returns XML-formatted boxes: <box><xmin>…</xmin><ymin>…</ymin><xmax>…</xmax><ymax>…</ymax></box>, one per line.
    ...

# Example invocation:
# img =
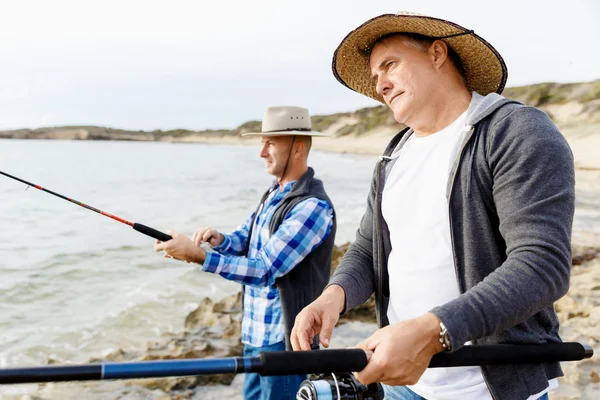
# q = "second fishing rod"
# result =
<box><xmin>0</xmin><ymin>343</ymin><xmax>593</xmax><ymax>385</ymax></box>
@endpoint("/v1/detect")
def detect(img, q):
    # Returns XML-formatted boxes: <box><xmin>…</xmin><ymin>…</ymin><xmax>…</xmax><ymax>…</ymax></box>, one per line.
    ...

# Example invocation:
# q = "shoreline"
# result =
<box><xmin>2</xmin><ymin>122</ymin><xmax>598</xmax><ymax>169</ymax></box>
<box><xmin>162</xmin><ymin>124</ymin><xmax>600</xmax><ymax>170</ymax></box>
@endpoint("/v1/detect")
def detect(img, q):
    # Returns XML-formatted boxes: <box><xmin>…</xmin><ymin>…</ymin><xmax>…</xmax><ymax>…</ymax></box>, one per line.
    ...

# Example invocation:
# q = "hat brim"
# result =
<box><xmin>332</xmin><ymin>13</ymin><xmax>508</xmax><ymax>103</ymax></box>
<box><xmin>241</xmin><ymin>130</ymin><xmax>330</xmax><ymax>137</ymax></box>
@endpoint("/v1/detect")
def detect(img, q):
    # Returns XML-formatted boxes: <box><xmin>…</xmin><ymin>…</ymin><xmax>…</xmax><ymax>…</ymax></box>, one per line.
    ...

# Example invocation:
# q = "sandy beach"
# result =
<box><xmin>163</xmin><ymin>120</ymin><xmax>600</xmax><ymax>171</ymax></box>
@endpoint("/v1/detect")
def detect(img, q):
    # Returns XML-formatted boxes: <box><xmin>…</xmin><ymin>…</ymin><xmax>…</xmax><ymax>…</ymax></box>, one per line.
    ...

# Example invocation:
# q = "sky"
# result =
<box><xmin>0</xmin><ymin>0</ymin><xmax>598</xmax><ymax>131</ymax></box>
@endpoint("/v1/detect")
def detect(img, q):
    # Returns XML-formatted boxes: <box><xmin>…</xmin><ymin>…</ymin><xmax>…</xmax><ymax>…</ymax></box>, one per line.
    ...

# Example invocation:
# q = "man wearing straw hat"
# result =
<box><xmin>291</xmin><ymin>12</ymin><xmax>574</xmax><ymax>400</ymax></box>
<box><xmin>155</xmin><ymin>105</ymin><xmax>336</xmax><ymax>399</ymax></box>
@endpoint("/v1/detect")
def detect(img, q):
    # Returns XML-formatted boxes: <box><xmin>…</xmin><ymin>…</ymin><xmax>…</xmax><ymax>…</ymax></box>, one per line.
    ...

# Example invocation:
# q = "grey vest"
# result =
<box><xmin>246</xmin><ymin>167</ymin><xmax>336</xmax><ymax>350</ymax></box>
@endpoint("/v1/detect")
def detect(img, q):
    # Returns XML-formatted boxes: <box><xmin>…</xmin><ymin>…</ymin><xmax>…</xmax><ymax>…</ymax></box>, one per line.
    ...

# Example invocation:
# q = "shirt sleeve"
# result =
<box><xmin>211</xmin><ymin>211</ymin><xmax>256</xmax><ymax>256</ymax></box>
<box><xmin>202</xmin><ymin>198</ymin><xmax>334</xmax><ymax>287</ymax></box>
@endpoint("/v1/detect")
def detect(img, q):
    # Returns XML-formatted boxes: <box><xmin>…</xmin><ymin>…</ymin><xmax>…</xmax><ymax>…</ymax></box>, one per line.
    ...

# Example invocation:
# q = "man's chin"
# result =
<box><xmin>391</xmin><ymin>107</ymin><xmax>408</xmax><ymax>125</ymax></box>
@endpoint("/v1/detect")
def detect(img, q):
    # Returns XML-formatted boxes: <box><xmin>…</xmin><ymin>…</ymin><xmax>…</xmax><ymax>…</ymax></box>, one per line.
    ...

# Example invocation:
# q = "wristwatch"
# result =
<box><xmin>439</xmin><ymin>321</ymin><xmax>452</xmax><ymax>351</ymax></box>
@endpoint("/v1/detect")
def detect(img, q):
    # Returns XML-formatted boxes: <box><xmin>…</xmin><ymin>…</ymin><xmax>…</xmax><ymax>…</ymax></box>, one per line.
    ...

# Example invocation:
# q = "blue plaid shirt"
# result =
<box><xmin>202</xmin><ymin>180</ymin><xmax>334</xmax><ymax>347</ymax></box>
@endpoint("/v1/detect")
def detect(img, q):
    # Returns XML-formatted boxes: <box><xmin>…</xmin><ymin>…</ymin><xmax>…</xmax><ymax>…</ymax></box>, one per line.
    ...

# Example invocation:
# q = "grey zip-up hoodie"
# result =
<box><xmin>328</xmin><ymin>93</ymin><xmax>575</xmax><ymax>400</ymax></box>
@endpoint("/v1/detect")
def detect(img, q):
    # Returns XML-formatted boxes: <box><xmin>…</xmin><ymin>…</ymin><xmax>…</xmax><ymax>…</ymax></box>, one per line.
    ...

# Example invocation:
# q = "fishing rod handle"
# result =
<box><xmin>259</xmin><ymin>342</ymin><xmax>593</xmax><ymax>376</ymax></box>
<box><xmin>429</xmin><ymin>342</ymin><xmax>593</xmax><ymax>367</ymax></box>
<box><xmin>132</xmin><ymin>223</ymin><xmax>172</xmax><ymax>242</ymax></box>
<box><xmin>260</xmin><ymin>348</ymin><xmax>367</xmax><ymax>376</ymax></box>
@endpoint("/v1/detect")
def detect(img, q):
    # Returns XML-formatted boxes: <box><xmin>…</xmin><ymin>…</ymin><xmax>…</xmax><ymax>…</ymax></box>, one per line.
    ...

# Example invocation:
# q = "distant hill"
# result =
<box><xmin>1</xmin><ymin>79</ymin><xmax>598</xmax><ymax>141</ymax></box>
<box><xmin>311</xmin><ymin>79</ymin><xmax>600</xmax><ymax>137</ymax></box>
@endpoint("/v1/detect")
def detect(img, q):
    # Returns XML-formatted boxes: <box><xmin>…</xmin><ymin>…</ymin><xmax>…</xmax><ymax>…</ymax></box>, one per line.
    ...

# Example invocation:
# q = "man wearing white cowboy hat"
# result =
<box><xmin>291</xmin><ymin>12</ymin><xmax>574</xmax><ymax>400</ymax></box>
<box><xmin>154</xmin><ymin>105</ymin><xmax>336</xmax><ymax>399</ymax></box>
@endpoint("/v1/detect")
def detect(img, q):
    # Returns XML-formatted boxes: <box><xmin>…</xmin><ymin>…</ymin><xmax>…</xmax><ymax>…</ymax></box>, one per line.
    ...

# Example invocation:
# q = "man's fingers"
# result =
<box><xmin>193</xmin><ymin>228</ymin><xmax>207</xmax><ymax>246</ymax></box>
<box><xmin>192</xmin><ymin>228</ymin><xmax>215</xmax><ymax>247</ymax></box>
<box><xmin>319</xmin><ymin>337</ymin><xmax>329</xmax><ymax>348</ymax></box>
<box><xmin>354</xmin><ymin>339</ymin><xmax>367</xmax><ymax>351</ymax></box>
<box><xmin>319</xmin><ymin>313</ymin><xmax>338</xmax><ymax>348</ymax></box>
<box><xmin>352</xmin><ymin>330</ymin><xmax>386</xmax><ymax>385</ymax></box>
<box><xmin>353</xmin><ymin>337</ymin><xmax>383</xmax><ymax>385</ymax></box>
<box><xmin>354</xmin><ymin>331</ymin><xmax>379</xmax><ymax>353</ymax></box>
<box><xmin>292</xmin><ymin>311</ymin><xmax>314</xmax><ymax>351</ymax></box>
<box><xmin>154</xmin><ymin>241</ymin><xmax>165</xmax><ymax>252</ymax></box>
<box><xmin>294</xmin><ymin>314</ymin><xmax>316</xmax><ymax>351</ymax></box>
<box><xmin>354</xmin><ymin>354</ymin><xmax>383</xmax><ymax>385</ymax></box>
<box><xmin>297</xmin><ymin>328</ymin><xmax>314</xmax><ymax>351</ymax></box>
<box><xmin>290</xmin><ymin>326</ymin><xmax>301</xmax><ymax>351</ymax></box>
<box><xmin>203</xmin><ymin>229</ymin><xmax>215</xmax><ymax>244</ymax></box>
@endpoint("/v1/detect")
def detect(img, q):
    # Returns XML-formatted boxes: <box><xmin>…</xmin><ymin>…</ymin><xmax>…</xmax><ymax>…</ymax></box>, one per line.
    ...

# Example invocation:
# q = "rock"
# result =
<box><xmin>89</xmin><ymin>348</ymin><xmax>129</xmax><ymax>363</ymax></box>
<box><xmin>184</xmin><ymin>292</ymin><xmax>242</xmax><ymax>338</ymax></box>
<box><xmin>572</xmin><ymin>246</ymin><xmax>600</xmax><ymax>266</ymax></box>
<box><xmin>338</xmin><ymin>295</ymin><xmax>376</xmax><ymax>325</ymax></box>
<box><xmin>555</xmin><ymin>295</ymin><xmax>578</xmax><ymax>313</ymax></box>
<box><xmin>81</xmin><ymin>291</ymin><xmax>245</xmax><ymax>398</ymax></box>
<box><xmin>46</xmin><ymin>356</ymin><xmax>61</xmax><ymax>365</ymax></box>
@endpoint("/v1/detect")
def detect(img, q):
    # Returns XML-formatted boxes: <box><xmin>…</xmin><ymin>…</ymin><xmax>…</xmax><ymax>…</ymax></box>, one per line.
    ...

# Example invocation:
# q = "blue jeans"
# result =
<box><xmin>383</xmin><ymin>386</ymin><xmax>424</xmax><ymax>400</ymax></box>
<box><xmin>243</xmin><ymin>341</ymin><xmax>306</xmax><ymax>400</ymax></box>
<box><xmin>382</xmin><ymin>385</ymin><xmax>550</xmax><ymax>400</ymax></box>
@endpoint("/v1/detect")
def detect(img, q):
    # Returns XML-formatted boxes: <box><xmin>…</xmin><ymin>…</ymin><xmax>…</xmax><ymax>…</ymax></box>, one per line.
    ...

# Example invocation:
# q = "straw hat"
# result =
<box><xmin>332</xmin><ymin>11</ymin><xmax>508</xmax><ymax>103</ymax></box>
<box><xmin>242</xmin><ymin>106</ymin><xmax>329</xmax><ymax>137</ymax></box>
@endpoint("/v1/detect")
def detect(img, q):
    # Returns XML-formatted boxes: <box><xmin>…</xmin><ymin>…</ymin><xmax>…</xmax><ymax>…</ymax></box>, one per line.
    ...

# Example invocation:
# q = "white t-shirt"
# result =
<box><xmin>381</xmin><ymin>107</ymin><xmax>556</xmax><ymax>400</ymax></box>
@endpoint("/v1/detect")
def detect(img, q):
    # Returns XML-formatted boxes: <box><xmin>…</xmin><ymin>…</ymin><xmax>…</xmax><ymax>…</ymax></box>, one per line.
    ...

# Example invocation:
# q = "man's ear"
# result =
<box><xmin>294</xmin><ymin>141</ymin><xmax>305</xmax><ymax>158</ymax></box>
<box><xmin>431</xmin><ymin>40</ymin><xmax>449</xmax><ymax>69</ymax></box>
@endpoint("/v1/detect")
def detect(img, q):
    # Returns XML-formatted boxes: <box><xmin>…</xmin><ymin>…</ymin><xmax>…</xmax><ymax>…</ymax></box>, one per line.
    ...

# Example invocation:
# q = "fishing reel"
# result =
<box><xmin>296</xmin><ymin>372</ymin><xmax>384</xmax><ymax>400</ymax></box>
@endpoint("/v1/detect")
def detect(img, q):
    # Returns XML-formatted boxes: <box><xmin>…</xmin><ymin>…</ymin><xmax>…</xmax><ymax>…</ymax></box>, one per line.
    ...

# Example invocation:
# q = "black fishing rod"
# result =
<box><xmin>0</xmin><ymin>170</ymin><xmax>172</xmax><ymax>242</ymax></box>
<box><xmin>0</xmin><ymin>343</ymin><xmax>593</xmax><ymax>385</ymax></box>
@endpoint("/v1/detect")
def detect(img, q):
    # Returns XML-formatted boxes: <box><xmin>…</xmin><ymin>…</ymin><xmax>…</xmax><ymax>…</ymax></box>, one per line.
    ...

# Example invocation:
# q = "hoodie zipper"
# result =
<box><xmin>447</xmin><ymin>126</ymin><xmax>475</xmax><ymax>294</ymax></box>
<box><xmin>446</xmin><ymin>125</ymin><xmax>498</xmax><ymax>400</ymax></box>
<box><xmin>375</xmin><ymin>156</ymin><xmax>392</xmax><ymax>328</ymax></box>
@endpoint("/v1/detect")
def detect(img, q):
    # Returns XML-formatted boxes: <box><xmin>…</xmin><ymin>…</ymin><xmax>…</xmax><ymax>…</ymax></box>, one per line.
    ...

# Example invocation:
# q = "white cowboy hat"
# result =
<box><xmin>241</xmin><ymin>106</ymin><xmax>329</xmax><ymax>137</ymax></box>
<box><xmin>332</xmin><ymin>11</ymin><xmax>508</xmax><ymax>103</ymax></box>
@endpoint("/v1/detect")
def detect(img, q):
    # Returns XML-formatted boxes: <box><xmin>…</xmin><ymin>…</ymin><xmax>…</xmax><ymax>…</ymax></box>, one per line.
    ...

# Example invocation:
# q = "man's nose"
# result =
<box><xmin>259</xmin><ymin>144</ymin><xmax>268</xmax><ymax>158</ymax></box>
<box><xmin>375</xmin><ymin>75</ymin><xmax>392</xmax><ymax>97</ymax></box>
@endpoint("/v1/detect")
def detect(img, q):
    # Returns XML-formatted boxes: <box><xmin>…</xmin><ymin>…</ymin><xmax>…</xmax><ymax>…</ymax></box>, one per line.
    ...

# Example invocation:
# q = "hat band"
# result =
<box><xmin>262</xmin><ymin>127</ymin><xmax>312</xmax><ymax>133</ymax></box>
<box><xmin>434</xmin><ymin>29</ymin><xmax>474</xmax><ymax>39</ymax></box>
